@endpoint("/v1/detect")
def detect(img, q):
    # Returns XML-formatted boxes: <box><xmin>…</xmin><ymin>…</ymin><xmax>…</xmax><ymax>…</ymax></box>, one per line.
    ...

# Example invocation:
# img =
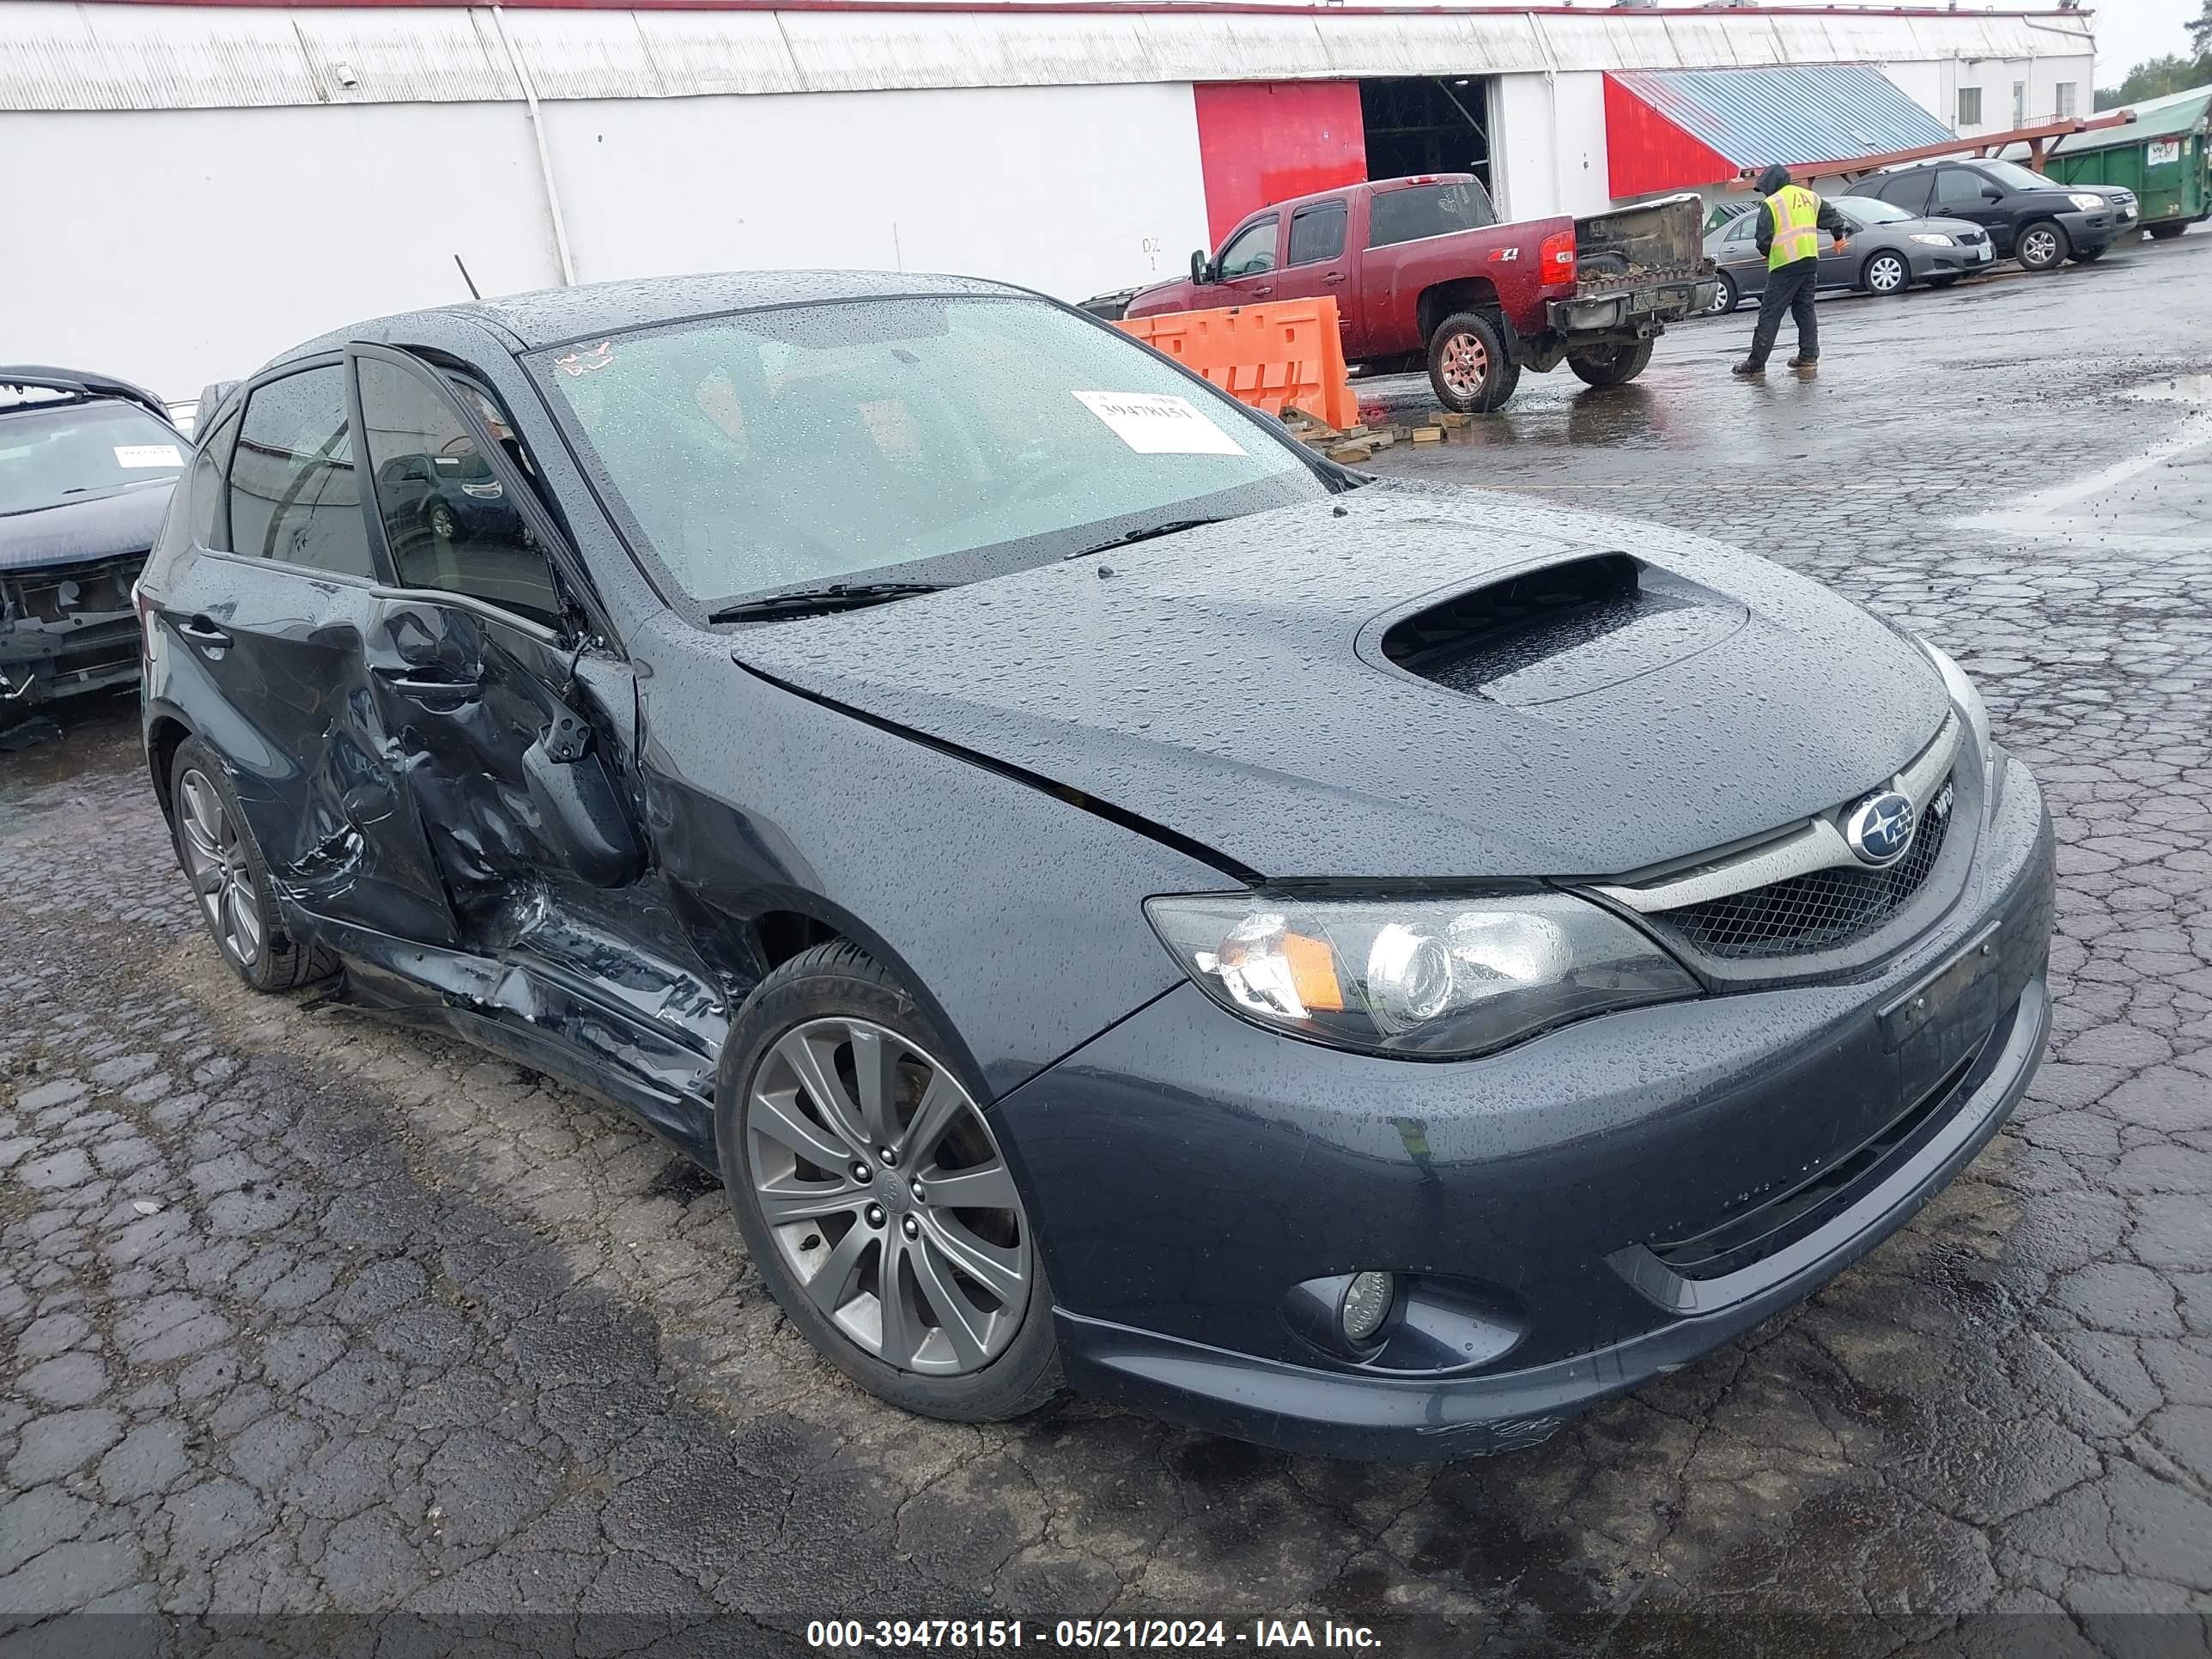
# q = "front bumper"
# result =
<box><xmin>2055</xmin><ymin>209</ymin><xmax>2120</xmax><ymax>252</ymax></box>
<box><xmin>997</xmin><ymin>756</ymin><xmax>2055</xmax><ymax>1460</ymax></box>
<box><xmin>1908</xmin><ymin>241</ymin><xmax>1998</xmax><ymax>280</ymax></box>
<box><xmin>1</xmin><ymin>553</ymin><xmax>148</xmax><ymax>706</ymax></box>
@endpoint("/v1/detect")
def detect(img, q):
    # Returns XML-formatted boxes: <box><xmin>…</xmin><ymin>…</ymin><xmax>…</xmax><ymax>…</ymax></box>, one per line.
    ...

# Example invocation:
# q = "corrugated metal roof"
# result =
<box><xmin>0</xmin><ymin>1</ymin><xmax>2093</xmax><ymax>111</ymax></box>
<box><xmin>2053</xmin><ymin>85</ymin><xmax>2212</xmax><ymax>155</ymax></box>
<box><xmin>1608</xmin><ymin>61</ymin><xmax>1955</xmax><ymax>167</ymax></box>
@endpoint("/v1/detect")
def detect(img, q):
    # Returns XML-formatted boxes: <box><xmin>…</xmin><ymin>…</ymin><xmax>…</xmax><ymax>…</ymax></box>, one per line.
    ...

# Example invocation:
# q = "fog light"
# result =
<box><xmin>1339</xmin><ymin>1272</ymin><xmax>1396</xmax><ymax>1345</ymax></box>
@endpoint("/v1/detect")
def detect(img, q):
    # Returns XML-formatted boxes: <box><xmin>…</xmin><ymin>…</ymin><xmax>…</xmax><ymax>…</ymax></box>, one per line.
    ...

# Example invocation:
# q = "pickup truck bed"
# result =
<box><xmin>1122</xmin><ymin>175</ymin><xmax>1718</xmax><ymax>414</ymax></box>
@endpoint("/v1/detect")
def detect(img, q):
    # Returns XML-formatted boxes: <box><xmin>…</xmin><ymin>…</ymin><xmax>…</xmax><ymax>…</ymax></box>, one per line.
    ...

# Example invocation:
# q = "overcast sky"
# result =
<box><xmin>2096</xmin><ymin>0</ymin><xmax>2200</xmax><ymax>79</ymax></box>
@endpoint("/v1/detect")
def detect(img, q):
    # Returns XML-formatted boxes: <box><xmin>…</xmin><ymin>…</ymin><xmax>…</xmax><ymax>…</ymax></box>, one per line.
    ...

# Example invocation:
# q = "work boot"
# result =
<box><xmin>1788</xmin><ymin>356</ymin><xmax>1818</xmax><ymax>370</ymax></box>
<box><xmin>1731</xmin><ymin>360</ymin><xmax>1765</xmax><ymax>377</ymax></box>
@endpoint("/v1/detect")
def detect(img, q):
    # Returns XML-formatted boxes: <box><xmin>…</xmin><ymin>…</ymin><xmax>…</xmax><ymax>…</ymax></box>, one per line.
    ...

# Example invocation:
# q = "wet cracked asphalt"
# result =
<box><xmin>6</xmin><ymin>235</ymin><xmax>2212</xmax><ymax>1659</ymax></box>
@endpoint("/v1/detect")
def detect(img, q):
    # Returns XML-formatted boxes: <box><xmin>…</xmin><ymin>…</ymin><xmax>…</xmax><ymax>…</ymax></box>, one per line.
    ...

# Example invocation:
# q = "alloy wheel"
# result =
<box><xmin>1439</xmin><ymin>331</ymin><xmax>1491</xmax><ymax>399</ymax></box>
<box><xmin>744</xmin><ymin>1018</ymin><xmax>1031</xmax><ymax>1376</ymax></box>
<box><xmin>2021</xmin><ymin>228</ymin><xmax>2058</xmax><ymax>268</ymax></box>
<box><xmin>428</xmin><ymin>501</ymin><xmax>458</xmax><ymax>540</ymax></box>
<box><xmin>176</xmin><ymin>769</ymin><xmax>263</xmax><ymax>968</ymax></box>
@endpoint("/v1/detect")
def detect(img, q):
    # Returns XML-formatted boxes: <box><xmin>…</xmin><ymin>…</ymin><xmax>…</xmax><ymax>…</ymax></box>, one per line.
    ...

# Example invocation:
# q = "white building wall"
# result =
<box><xmin>540</xmin><ymin>83</ymin><xmax>1209</xmax><ymax>301</ymax></box>
<box><xmin>1</xmin><ymin>102</ymin><xmax>562</xmax><ymax>403</ymax></box>
<box><xmin>1950</xmin><ymin>52</ymin><xmax>2097</xmax><ymax>136</ymax></box>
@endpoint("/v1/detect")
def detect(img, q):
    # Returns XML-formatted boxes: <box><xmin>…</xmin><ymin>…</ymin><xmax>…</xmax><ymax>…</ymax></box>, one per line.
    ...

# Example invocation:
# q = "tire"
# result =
<box><xmin>1708</xmin><ymin>271</ymin><xmax>1740</xmax><ymax>315</ymax></box>
<box><xmin>716</xmin><ymin>941</ymin><xmax>1062</xmax><ymax>1423</ymax></box>
<box><xmin>2069</xmin><ymin>244</ymin><xmax>2108</xmax><ymax>264</ymax></box>
<box><xmin>426</xmin><ymin>500</ymin><xmax>459</xmax><ymax>542</ymax></box>
<box><xmin>167</xmin><ymin>736</ymin><xmax>338</xmax><ymax>993</ymax></box>
<box><xmin>1566</xmin><ymin>339</ymin><xmax>1654</xmax><ymax>389</ymax></box>
<box><xmin>1426</xmin><ymin>311</ymin><xmax>1522</xmax><ymax>414</ymax></box>
<box><xmin>2015</xmin><ymin>220</ymin><xmax>2069</xmax><ymax>272</ymax></box>
<box><xmin>1861</xmin><ymin>250</ymin><xmax>1911</xmax><ymax>295</ymax></box>
<box><xmin>2148</xmin><ymin>222</ymin><xmax>2188</xmax><ymax>241</ymax></box>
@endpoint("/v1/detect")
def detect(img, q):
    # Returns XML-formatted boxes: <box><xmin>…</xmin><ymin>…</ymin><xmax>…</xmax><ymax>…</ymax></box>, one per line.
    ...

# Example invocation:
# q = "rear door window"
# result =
<box><xmin>1217</xmin><ymin>217</ymin><xmax>1279</xmax><ymax>278</ymax></box>
<box><xmin>356</xmin><ymin>356</ymin><xmax>563</xmax><ymax>629</ymax></box>
<box><xmin>1366</xmin><ymin>181</ymin><xmax>1497</xmax><ymax>248</ymax></box>
<box><xmin>1286</xmin><ymin>203</ymin><xmax>1348</xmax><ymax>266</ymax></box>
<box><xmin>228</xmin><ymin>367</ymin><xmax>374</xmax><ymax>578</ymax></box>
<box><xmin>1876</xmin><ymin>171</ymin><xmax>1936</xmax><ymax>215</ymax></box>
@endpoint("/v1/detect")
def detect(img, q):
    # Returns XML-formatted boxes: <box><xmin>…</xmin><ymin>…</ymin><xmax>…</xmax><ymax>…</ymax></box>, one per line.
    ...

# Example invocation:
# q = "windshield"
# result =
<box><xmin>1979</xmin><ymin>161</ymin><xmax>2064</xmax><ymax>192</ymax></box>
<box><xmin>1833</xmin><ymin>196</ymin><xmax>1911</xmax><ymax>225</ymax></box>
<box><xmin>0</xmin><ymin>399</ymin><xmax>185</xmax><ymax>517</ymax></box>
<box><xmin>534</xmin><ymin>295</ymin><xmax>1328</xmax><ymax>607</ymax></box>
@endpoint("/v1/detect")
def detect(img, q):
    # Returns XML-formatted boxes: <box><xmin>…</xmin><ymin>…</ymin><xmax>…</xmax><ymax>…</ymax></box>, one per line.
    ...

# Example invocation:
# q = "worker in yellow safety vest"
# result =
<box><xmin>1733</xmin><ymin>165</ymin><xmax>1855</xmax><ymax>377</ymax></box>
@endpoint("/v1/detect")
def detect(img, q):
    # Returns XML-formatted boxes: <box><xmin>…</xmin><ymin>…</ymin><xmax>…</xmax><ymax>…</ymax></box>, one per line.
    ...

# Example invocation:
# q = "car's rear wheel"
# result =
<box><xmin>1861</xmin><ymin>251</ymin><xmax>1911</xmax><ymax>295</ymax></box>
<box><xmin>2016</xmin><ymin>221</ymin><xmax>2069</xmax><ymax>271</ymax></box>
<box><xmin>1566</xmin><ymin>339</ymin><xmax>1654</xmax><ymax>389</ymax></box>
<box><xmin>168</xmin><ymin>736</ymin><xmax>337</xmax><ymax>993</ymax></box>
<box><xmin>1707</xmin><ymin>271</ymin><xmax>1740</xmax><ymax>315</ymax></box>
<box><xmin>1426</xmin><ymin>311</ymin><xmax>1521</xmax><ymax>414</ymax></box>
<box><xmin>718</xmin><ymin>941</ymin><xmax>1061</xmax><ymax>1422</ymax></box>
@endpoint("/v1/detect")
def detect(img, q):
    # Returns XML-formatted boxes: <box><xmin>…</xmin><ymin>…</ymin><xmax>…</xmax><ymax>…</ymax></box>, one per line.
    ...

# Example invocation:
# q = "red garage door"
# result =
<box><xmin>1194</xmin><ymin>82</ymin><xmax>1367</xmax><ymax>246</ymax></box>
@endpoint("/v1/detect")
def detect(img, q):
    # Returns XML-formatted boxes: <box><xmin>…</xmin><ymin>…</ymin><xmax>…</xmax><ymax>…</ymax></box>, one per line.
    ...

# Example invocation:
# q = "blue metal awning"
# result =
<box><xmin>1608</xmin><ymin>64</ymin><xmax>1959</xmax><ymax>172</ymax></box>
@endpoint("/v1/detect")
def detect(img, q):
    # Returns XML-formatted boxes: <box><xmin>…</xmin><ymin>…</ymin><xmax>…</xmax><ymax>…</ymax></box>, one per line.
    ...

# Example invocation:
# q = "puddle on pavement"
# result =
<box><xmin>0</xmin><ymin>692</ymin><xmax>143</xmax><ymax>839</ymax></box>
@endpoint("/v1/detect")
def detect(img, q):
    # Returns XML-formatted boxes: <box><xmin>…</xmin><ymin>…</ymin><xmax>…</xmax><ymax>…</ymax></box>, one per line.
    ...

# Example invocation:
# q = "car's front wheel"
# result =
<box><xmin>717</xmin><ymin>941</ymin><xmax>1061</xmax><ymax>1422</ymax></box>
<box><xmin>1861</xmin><ymin>250</ymin><xmax>1911</xmax><ymax>295</ymax></box>
<box><xmin>167</xmin><ymin>736</ymin><xmax>337</xmax><ymax>993</ymax></box>
<box><xmin>2016</xmin><ymin>220</ymin><xmax>2070</xmax><ymax>271</ymax></box>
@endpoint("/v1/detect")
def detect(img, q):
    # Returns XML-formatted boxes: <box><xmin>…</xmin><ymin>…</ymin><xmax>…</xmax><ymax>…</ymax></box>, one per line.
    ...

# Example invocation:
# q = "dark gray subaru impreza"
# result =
<box><xmin>137</xmin><ymin>272</ymin><xmax>2053</xmax><ymax>1459</ymax></box>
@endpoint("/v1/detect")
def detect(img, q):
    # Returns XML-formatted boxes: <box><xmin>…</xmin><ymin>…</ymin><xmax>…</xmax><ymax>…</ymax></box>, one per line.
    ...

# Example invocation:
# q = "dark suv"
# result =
<box><xmin>1851</xmin><ymin>159</ymin><xmax>2137</xmax><ymax>271</ymax></box>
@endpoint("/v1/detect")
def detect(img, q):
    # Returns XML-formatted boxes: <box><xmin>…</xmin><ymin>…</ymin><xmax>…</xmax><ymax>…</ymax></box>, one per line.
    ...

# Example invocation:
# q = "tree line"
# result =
<box><xmin>2094</xmin><ymin>3</ymin><xmax>2212</xmax><ymax>109</ymax></box>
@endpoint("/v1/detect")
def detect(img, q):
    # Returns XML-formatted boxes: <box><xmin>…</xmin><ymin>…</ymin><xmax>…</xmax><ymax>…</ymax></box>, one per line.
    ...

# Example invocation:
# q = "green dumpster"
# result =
<box><xmin>2049</xmin><ymin>85</ymin><xmax>2212</xmax><ymax>240</ymax></box>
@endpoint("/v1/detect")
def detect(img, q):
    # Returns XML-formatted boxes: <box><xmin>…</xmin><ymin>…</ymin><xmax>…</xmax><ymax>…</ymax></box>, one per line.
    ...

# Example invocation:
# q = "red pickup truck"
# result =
<box><xmin>1121</xmin><ymin>175</ymin><xmax>1717</xmax><ymax>415</ymax></box>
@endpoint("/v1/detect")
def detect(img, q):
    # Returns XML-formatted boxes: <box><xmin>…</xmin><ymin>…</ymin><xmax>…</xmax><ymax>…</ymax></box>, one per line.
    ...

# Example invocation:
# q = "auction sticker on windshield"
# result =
<box><xmin>1073</xmin><ymin>390</ymin><xmax>1246</xmax><ymax>456</ymax></box>
<box><xmin>113</xmin><ymin>444</ymin><xmax>182</xmax><ymax>468</ymax></box>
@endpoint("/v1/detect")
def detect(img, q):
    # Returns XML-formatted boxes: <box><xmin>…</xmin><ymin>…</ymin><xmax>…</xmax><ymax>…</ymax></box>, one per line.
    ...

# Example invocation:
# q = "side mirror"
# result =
<box><xmin>1983</xmin><ymin>185</ymin><xmax>2004</xmax><ymax>201</ymax></box>
<box><xmin>1190</xmin><ymin>250</ymin><xmax>1212</xmax><ymax>284</ymax></box>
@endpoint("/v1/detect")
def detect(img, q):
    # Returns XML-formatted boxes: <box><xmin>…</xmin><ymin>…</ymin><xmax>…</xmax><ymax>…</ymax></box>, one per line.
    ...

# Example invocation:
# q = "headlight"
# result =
<box><xmin>2068</xmin><ymin>193</ymin><xmax>2106</xmax><ymax>213</ymax></box>
<box><xmin>1917</xmin><ymin>638</ymin><xmax>2000</xmax><ymax>808</ymax></box>
<box><xmin>1909</xmin><ymin>234</ymin><xmax>1955</xmax><ymax>246</ymax></box>
<box><xmin>1145</xmin><ymin>890</ymin><xmax>1696</xmax><ymax>1058</ymax></box>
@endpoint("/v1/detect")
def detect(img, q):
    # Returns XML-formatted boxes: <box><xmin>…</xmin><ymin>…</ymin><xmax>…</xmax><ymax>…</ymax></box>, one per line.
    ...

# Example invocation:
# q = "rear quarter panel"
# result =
<box><xmin>1357</xmin><ymin>215</ymin><xmax>1575</xmax><ymax>351</ymax></box>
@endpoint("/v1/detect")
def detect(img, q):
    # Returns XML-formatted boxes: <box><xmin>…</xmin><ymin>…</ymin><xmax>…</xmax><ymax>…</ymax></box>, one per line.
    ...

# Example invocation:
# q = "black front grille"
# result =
<box><xmin>1657</xmin><ymin>782</ymin><xmax>1954</xmax><ymax>960</ymax></box>
<box><xmin>1957</xmin><ymin>230</ymin><xmax>1987</xmax><ymax>246</ymax></box>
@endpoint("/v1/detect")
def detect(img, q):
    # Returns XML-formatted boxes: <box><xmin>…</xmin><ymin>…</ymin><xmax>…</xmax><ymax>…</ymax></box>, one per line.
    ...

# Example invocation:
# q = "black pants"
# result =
<box><xmin>1747</xmin><ymin>257</ymin><xmax>1818</xmax><ymax>368</ymax></box>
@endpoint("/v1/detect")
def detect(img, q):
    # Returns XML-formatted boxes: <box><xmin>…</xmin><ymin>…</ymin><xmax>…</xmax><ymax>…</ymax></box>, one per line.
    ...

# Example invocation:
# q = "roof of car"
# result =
<box><xmin>0</xmin><ymin>365</ymin><xmax>173</xmax><ymax>425</ymax></box>
<box><xmin>283</xmin><ymin>269</ymin><xmax>1034</xmax><ymax>367</ymax></box>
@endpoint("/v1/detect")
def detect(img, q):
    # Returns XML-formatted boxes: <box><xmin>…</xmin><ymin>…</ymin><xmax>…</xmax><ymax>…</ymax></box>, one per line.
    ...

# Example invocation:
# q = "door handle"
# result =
<box><xmin>177</xmin><ymin>617</ymin><xmax>232</xmax><ymax>649</ymax></box>
<box><xmin>1323</xmin><ymin>271</ymin><xmax>1347</xmax><ymax>284</ymax></box>
<box><xmin>375</xmin><ymin>665</ymin><xmax>483</xmax><ymax>703</ymax></box>
<box><xmin>1251</xmin><ymin>284</ymin><xmax>1275</xmax><ymax>297</ymax></box>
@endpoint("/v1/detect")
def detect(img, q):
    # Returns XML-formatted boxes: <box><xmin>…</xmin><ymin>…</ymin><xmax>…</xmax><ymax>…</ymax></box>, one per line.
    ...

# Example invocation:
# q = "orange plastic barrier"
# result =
<box><xmin>1116</xmin><ymin>298</ymin><xmax>1360</xmax><ymax>432</ymax></box>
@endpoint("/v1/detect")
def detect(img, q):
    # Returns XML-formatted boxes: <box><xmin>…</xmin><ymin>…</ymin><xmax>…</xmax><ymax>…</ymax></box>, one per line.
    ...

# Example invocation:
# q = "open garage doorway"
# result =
<box><xmin>1360</xmin><ymin>77</ymin><xmax>1493</xmax><ymax>195</ymax></box>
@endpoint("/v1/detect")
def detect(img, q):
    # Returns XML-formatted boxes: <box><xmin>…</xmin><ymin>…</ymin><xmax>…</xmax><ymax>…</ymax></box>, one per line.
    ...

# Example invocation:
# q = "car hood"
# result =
<box><xmin>730</xmin><ymin>486</ymin><xmax>1952</xmax><ymax>879</ymax></box>
<box><xmin>0</xmin><ymin>484</ymin><xmax>173</xmax><ymax>573</ymax></box>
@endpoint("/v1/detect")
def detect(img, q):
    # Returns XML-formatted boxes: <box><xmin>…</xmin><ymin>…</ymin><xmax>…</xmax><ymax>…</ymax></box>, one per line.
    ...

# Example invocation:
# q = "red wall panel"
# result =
<box><xmin>1603</xmin><ymin>71</ymin><xmax>1739</xmax><ymax>199</ymax></box>
<box><xmin>1193</xmin><ymin>82</ymin><xmax>1367</xmax><ymax>247</ymax></box>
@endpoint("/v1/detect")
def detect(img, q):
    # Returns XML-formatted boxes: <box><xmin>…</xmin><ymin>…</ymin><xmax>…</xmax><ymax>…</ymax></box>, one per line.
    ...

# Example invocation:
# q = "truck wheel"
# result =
<box><xmin>1427</xmin><ymin>312</ymin><xmax>1521</xmax><ymax>414</ymax></box>
<box><xmin>1565</xmin><ymin>340</ymin><xmax>1654</xmax><ymax>389</ymax></box>
<box><xmin>2015</xmin><ymin>221</ymin><xmax>2069</xmax><ymax>271</ymax></box>
<box><xmin>2148</xmin><ymin>222</ymin><xmax>2187</xmax><ymax>241</ymax></box>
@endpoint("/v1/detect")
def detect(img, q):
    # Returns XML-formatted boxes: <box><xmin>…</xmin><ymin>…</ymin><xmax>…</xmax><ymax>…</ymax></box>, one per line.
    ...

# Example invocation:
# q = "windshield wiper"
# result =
<box><xmin>708</xmin><ymin>581</ymin><xmax>941</xmax><ymax>623</ymax></box>
<box><xmin>1065</xmin><ymin>518</ymin><xmax>1229</xmax><ymax>561</ymax></box>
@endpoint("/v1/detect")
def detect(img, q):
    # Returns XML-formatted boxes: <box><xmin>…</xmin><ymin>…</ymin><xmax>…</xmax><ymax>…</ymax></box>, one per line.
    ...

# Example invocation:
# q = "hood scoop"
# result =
<box><xmin>1377</xmin><ymin>553</ymin><xmax>1748</xmax><ymax>708</ymax></box>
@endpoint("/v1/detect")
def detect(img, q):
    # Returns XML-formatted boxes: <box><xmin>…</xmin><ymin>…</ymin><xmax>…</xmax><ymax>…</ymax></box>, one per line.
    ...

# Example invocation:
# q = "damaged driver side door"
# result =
<box><xmin>346</xmin><ymin>349</ymin><xmax>726</xmax><ymax>1150</ymax></box>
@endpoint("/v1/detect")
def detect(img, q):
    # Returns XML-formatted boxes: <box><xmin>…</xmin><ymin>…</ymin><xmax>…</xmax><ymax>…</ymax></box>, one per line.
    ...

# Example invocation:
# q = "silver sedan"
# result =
<box><xmin>1703</xmin><ymin>194</ymin><xmax>1999</xmax><ymax>314</ymax></box>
